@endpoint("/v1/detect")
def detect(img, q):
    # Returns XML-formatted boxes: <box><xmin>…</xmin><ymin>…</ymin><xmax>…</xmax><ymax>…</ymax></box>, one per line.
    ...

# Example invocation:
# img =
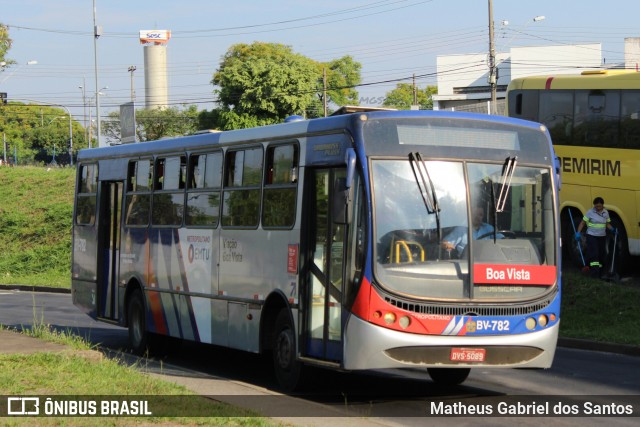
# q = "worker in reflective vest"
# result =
<box><xmin>575</xmin><ymin>197</ymin><xmax>617</xmax><ymax>278</ymax></box>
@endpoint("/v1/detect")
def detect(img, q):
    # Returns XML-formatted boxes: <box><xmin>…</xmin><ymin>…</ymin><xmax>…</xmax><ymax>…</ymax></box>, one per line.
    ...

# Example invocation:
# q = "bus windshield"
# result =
<box><xmin>372</xmin><ymin>158</ymin><xmax>555</xmax><ymax>301</ymax></box>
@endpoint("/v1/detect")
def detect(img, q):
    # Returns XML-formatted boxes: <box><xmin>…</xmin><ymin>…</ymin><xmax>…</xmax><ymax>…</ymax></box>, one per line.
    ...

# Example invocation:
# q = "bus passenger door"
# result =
<box><xmin>303</xmin><ymin>168</ymin><xmax>347</xmax><ymax>362</ymax></box>
<box><xmin>96</xmin><ymin>181</ymin><xmax>122</xmax><ymax>320</ymax></box>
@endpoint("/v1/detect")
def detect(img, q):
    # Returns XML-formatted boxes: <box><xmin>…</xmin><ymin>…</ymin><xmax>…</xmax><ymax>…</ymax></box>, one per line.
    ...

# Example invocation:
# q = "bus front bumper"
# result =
<box><xmin>343</xmin><ymin>314</ymin><xmax>559</xmax><ymax>370</ymax></box>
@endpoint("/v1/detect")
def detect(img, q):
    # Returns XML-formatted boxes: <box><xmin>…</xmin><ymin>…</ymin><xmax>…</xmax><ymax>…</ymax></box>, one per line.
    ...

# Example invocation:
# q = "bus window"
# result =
<box><xmin>186</xmin><ymin>151</ymin><xmax>222</xmax><ymax>226</ymax></box>
<box><xmin>574</xmin><ymin>90</ymin><xmax>620</xmax><ymax>147</ymax></box>
<box><xmin>222</xmin><ymin>147</ymin><xmax>263</xmax><ymax>228</ymax></box>
<box><xmin>76</xmin><ymin>163</ymin><xmax>97</xmax><ymax>225</ymax></box>
<box><xmin>125</xmin><ymin>160</ymin><xmax>152</xmax><ymax>226</ymax></box>
<box><xmin>540</xmin><ymin>91</ymin><xmax>573</xmax><ymax>146</ymax></box>
<box><xmin>620</xmin><ymin>91</ymin><xmax>640</xmax><ymax>148</ymax></box>
<box><xmin>263</xmin><ymin>144</ymin><xmax>298</xmax><ymax>228</ymax></box>
<box><xmin>152</xmin><ymin>156</ymin><xmax>186</xmax><ymax>226</ymax></box>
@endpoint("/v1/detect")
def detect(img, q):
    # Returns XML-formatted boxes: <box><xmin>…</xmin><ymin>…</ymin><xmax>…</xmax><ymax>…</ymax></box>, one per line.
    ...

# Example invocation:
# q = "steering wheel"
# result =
<box><xmin>476</xmin><ymin>230</ymin><xmax>516</xmax><ymax>240</ymax></box>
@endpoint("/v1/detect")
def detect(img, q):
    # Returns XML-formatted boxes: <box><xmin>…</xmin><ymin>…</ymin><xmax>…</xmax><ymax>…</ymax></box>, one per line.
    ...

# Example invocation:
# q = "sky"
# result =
<box><xmin>1</xmin><ymin>0</ymin><xmax>639</xmax><ymax>125</ymax></box>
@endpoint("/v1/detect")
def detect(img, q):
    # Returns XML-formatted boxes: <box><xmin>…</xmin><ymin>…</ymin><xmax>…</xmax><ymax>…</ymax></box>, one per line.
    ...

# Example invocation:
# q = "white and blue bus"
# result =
<box><xmin>72</xmin><ymin>109</ymin><xmax>561</xmax><ymax>389</ymax></box>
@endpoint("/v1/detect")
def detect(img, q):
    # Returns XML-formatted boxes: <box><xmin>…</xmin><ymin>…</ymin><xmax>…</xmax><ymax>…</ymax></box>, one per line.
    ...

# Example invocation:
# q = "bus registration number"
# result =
<box><xmin>450</xmin><ymin>348</ymin><xmax>486</xmax><ymax>362</ymax></box>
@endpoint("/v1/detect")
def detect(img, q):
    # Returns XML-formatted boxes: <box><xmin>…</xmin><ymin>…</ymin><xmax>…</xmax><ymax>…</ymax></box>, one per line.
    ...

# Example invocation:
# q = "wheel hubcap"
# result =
<box><xmin>276</xmin><ymin>329</ymin><xmax>292</xmax><ymax>370</ymax></box>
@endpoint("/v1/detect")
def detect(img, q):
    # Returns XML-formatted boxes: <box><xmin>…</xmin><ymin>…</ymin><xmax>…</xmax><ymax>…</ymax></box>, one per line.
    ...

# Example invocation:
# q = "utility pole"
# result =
<box><xmin>322</xmin><ymin>68</ymin><xmax>327</xmax><ymax>117</ymax></box>
<box><xmin>413</xmin><ymin>74</ymin><xmax>417</xmax><ymax>105</ymax></box>
<box><xmin>488</xmin><ymin>0</ymin><xmax>497</xmax><ymax>115</ymax></box>
<box><xmin>128</xmin><ymin>66</ymin><xmax>137</xmax><ymax>101</ymax></box>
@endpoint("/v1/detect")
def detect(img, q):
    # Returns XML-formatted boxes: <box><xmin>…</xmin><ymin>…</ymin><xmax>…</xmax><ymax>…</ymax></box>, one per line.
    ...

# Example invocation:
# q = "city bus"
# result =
<box><xmin>507</xmin><ymin>70</ymin><xmax>640</xmax><ymax>271</ymax></box>
<box><xmin>71</xmin><ymin>109</ymin><xmax>561</xmax><ymax>390</ymax></box>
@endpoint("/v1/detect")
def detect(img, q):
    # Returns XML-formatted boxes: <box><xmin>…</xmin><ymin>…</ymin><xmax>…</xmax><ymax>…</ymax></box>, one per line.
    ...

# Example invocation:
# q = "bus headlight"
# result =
<box><xmin>525</xmin><ymin>317</ymin><xmax>537</xmax><ymax>330</ymax></box>
<box><xmin>538</xmin><ymin>315</ymin><xmax>548</xmax><ymax>327</ymax></box>
<box><xmin>398</xmin><ymin>316</ymin><xmax>411</xmax><ymax>329</ymax></box>
<box><xmin>383</xmin><ymin>312</ymin><xmax>396</xmax><ymax>325</ymax></box>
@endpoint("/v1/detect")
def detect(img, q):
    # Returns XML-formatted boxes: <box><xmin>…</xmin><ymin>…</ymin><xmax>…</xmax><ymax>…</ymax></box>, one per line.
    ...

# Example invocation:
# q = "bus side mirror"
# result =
<box><xmin>333</xmin><ymin>177</ymin><xmax>353</xmax><ymax>225</ymax></box>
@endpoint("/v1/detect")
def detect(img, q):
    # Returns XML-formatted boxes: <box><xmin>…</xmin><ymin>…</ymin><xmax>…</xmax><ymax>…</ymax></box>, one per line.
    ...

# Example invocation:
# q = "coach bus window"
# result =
<box><xmin>186</xmin><ymin>151</ymin><xmax>222</xmax><ymax>226</ymax></box>
<box><xmin>539</xmin><ymin>91</ymin><xmax>573</xmax><ymax>146</ymax></box>
<box><xmin>263</xmin><ymin>144</ymin><xmax>298</xmax><ymax>228</ymax></box>
<box><xmin>620</xmin><ymin>91</ymin><xmax>640</xmax><ymax>148</ymax></box>
<box><xmin>222</xmin><ymin>147</ymin><xmax>263</xmax><ymax>228</ymax></box>
<box><xmin>75</xmin><ymin>163</ymin><xmax>97</xmax><ymax>225</ymax></box>
<box><xmin>125</xmin><ymin>160</ymin><xmax>152</xmax><ymax>226</ymax></box>
<box><xmin>574</xmin><ymin>90</ymin><xmax>619</xmax><ymax>147</ymax></box>
<box><xmin>152</xmin><ymin>156</ymin><xmax>186</xmax><ymax>226</ymax></box>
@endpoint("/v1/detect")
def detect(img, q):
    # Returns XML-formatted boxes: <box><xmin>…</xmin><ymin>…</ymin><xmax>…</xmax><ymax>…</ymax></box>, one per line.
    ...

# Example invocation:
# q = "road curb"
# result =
<box><xmin>0</xmin><ymin>284</ymin><xmax>70</xmax><ymax>294</ymax></box>
<box><xmin>557</xmin><ymin>337</ymin><xmax>640</xmax><ymax>357</ymax></box>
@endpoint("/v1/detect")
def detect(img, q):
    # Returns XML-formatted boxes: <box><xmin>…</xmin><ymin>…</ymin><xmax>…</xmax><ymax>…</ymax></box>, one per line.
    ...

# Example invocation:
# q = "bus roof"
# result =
<box><xmin>77</xmin><ymin>110</ymin><xmax>546</xmax><ymax>163</ymax></box>
<box><xmin>508</xmin><ymin>69</ymin><xmax>640</xmax><ymax>91</ymax></box>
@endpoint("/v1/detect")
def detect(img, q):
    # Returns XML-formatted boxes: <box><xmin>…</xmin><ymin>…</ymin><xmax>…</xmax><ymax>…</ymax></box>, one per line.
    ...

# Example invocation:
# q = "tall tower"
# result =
<box><xmin>139</xmin><ymin>30</ymin><xmax>171</xmax><ymax>109</ymax></box>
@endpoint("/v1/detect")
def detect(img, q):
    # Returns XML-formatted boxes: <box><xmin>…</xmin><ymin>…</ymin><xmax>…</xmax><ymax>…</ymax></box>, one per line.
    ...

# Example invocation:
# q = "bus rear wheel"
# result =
<box><xmin>272</xmin><ymin>309</ymin><xmax>303</xmax><ymax>391</ymax></box>
<box><xmin>127</xmin><ymin>289</ymin><xmax>149</xmax><ymax>356</ymax></box>
<box><xmin>427</xmin><ymin>368</ymin><xmax>470</xmax><ymax>386</ymax></box>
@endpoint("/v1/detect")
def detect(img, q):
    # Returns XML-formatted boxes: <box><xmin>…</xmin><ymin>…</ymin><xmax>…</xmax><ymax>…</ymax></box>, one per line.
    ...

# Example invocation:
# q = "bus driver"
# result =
<box><xmin>441</xmin><ymin>206</ymin><xmax>502</xmax><ymax>257</ymax></box>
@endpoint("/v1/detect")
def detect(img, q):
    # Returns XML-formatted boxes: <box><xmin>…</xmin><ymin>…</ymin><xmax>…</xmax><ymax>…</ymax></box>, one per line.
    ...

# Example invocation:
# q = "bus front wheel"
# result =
<box><xmin>427</xmin><ymin>368</ymin><xmax>470</xmax><ymax>386</ymax></box>
<box><xmin>272</xmin><ymin>309</ymin><xmax>303</xmax><ymax>391</ymax></box>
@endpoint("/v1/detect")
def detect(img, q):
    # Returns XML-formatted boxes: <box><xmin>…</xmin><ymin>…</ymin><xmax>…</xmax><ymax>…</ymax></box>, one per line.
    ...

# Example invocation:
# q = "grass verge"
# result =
<box><xmin>0</xmin><ymin>324</ymin><xmax>281</xmax><ymax>426</ymax></box>
<box><xmin>560</xmin><ymin>270</ymin><xmax>640</xmax><ymax>346</ymax></box>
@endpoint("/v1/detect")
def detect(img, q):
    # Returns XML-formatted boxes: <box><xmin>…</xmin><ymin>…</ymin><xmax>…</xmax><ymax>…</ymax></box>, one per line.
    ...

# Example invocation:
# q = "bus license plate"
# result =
<box><xmin>450</xmin><ymin>348</ymin><xmax>486</xmax><ymax>362</ymax></box>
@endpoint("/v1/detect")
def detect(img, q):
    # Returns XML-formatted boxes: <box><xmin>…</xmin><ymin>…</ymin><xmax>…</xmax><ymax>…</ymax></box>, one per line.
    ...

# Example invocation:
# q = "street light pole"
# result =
<box><xmin>128</xmin><ymin>66</ymin><xmax>137</xmax><ymax>102</ymax></box>
<box><xmin>488</xmin><ymin>0</ymin><xmax>497</xmax><ymax>115</ymax></box>
<box><xmin>79</xmin><ymin>79</ymin><xmax>87</xmax><ymax>149</ymax></box>
<box><xmin>87</xmin><ymin>88</ymin><xmax>107</xmax><ymax>149</ymax></box>
<box><xmin>0</xmin><ymin>60</ymin><xmax>38</xmax><ymax>84</ymax></box>
<box><xmin>93</xmin><ymin>0</ymin><xmax>103</xmax><ymax>147</ymax></box>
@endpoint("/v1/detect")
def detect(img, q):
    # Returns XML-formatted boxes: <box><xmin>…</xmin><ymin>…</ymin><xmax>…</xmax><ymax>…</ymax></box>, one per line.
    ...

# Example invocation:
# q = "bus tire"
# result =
<box><xmin>427</xmin><ymin>368</ymin><xmax>470</xmax><ymax>386</ymax></box>
<box><xmin>127</xmin><ymin>289</ymin><xmax>149</xmax><ymax>356</ymax></box>
<box><xmin>272</xmin><ymin>309</ymin><xmax>303</xmax><ymax>391</ymax></box>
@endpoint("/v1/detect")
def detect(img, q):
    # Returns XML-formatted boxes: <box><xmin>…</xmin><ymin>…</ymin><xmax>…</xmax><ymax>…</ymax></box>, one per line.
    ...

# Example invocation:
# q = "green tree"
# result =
<box><xmin>324</xmin><ymin>55</ymin><xmax>361</xmax><ymax>108</ymax></box>
<box><xmin>0</xmin><ymin>103</ymin><xmax>84</xmax><ymax>164</ymax></box>
<box><xmin>103</xmin><ymin>105</ymin><xmax>201</xmax><ymax>143</ymax></box>
<box><xmin>212</xmin><ymin>43</ymin><xmax>364</xmax><ymax>127</ymax></box>
<box><xmin>383</xmin><ymin>83</ymin><xmax>437</xmax><ymax>110</ymax></box>
<box><xmin>0</xmin><ymin>23</ymin><xmax>13</xmax><ymax>65</ymax></box>
<box><xmin>213</xmin><ymin>42</ymin><xmax>320</xmax><ymax>129</ymax></box>
<box><xmin>306</xmin><ymin>55</ymin><xmax>362</xmax><ymax>118</ymax></box>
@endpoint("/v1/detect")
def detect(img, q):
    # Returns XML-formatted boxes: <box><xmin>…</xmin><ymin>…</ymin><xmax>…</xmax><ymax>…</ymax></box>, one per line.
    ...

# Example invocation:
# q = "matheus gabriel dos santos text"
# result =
<box><xmin>427</xmin><ymin>398</ymin><xmax>638</xmax><ymax>417</ymax></box>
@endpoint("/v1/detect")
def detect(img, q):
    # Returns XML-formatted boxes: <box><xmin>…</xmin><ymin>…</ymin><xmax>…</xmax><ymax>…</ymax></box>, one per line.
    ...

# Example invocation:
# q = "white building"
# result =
<box><xmin>432</xmin><ymin>43</ymin><xmax>603</xmax><ymax>115</ymax></box>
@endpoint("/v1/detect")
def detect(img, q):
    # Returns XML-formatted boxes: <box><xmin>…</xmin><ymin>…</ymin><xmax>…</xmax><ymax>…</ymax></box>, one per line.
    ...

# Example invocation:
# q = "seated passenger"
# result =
<box><xmin>441</xmin><ymin>206</ymin><xmax>502</xmax><ymax>257</ymax></box>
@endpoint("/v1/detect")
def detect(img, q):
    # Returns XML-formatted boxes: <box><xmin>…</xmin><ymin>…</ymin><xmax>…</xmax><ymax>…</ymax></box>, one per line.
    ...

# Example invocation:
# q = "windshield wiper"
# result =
<box><xmin>496</xmin><ymin>156</ymin><xmax>517</xmax><ymax>213</ymax></box>
<box><xmin>489</xmin><ymin>180</ymin><xmax>498</xmax><ymax>243</ymax></box>
<box><xmin>409</xmin><ymin>152</ymin><xmax>441</xmax><ymax>241</ymax></box>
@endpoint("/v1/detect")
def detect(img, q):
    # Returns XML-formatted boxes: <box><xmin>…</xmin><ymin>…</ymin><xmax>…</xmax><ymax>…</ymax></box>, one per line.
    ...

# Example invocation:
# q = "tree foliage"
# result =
<box><xmin>383</xmin><ymin>83</ymin><xmax>437</xmax><ymax>110</ymax></box>
<box><xmin>212</xmin><ymin>42</ymin><xmax>362</xmax><ymax>128</ymax></box>
<box><xmin>212</xmin><ymin>42</ymin><xmax>320</xmax><ymax>129</ymax></box>
<box><xmin>323</xmin><ymin>55</ymin><xmax>361</xmax><ymax>109</ymax></box>
<box><xmin>0</xmin><ymin>23</ymin><xmax>13</xmax><ymax>65</ymax></box>
<box><xmin>0</xmin><ymin>103</ymin><xmax>85</xmax><ymax>164</ymax></box>
<box><xmin>103</xmin><ymin>105</ymin><xmax>201</xmax><ymax>143</ymax></box>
